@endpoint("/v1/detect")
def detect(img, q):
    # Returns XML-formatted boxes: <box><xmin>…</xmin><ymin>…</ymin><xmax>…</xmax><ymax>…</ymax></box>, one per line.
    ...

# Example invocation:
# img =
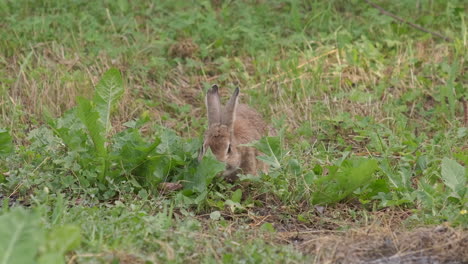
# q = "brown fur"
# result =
<box><xmin>199</xmin><ymin>85</ymin><xmax>272</xmax><ymax>180</ymax></box>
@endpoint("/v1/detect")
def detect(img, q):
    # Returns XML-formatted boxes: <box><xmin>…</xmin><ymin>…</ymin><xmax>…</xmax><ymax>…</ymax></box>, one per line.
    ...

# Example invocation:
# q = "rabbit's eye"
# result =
<box><xmin>227</xmin><ymin>144</ymin><xmax>232</xmax><ymax>154</ymax></box>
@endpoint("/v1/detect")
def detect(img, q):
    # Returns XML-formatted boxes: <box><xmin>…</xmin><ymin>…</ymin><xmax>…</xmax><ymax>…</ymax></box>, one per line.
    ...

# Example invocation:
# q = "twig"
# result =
<box><xmin>364</xmin><ymin>0</ymin><xmax>452</xmax><ymax>42</ymax></box>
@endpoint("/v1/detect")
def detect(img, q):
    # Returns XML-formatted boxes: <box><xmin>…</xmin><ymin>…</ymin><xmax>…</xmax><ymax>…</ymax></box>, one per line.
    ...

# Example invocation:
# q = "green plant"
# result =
<box><xmin>0</xmin><ymin>129</ymin><xmax>13</xmax><ymax>156</ymax></box>
<box><xmin>46</xmin><ymin>69</ymin><xmax>123</xmax><ymax>184</ymax></box>
<box><xmin>310</xmin><ymin>157</ymin><xmax>380</xmax><ymax>205</ymax></box>
<box><xmin>0</xmin><ymin>207</ymin><xmax>81</xmax><ymax>264</ymax></box>
<box><xmin>1</xmin><ymin>0</ymin><xmax>467</xmax><ymax>262</ymax></box>
<box><xmin>441</xmin><ymin>157</ymin><xmax>467</xmax><ymax>201</ymax></box>
<box><xmin>25</xmin><ymin>68</ymin><xmax>226</xmax><ymax>199</ymax></box>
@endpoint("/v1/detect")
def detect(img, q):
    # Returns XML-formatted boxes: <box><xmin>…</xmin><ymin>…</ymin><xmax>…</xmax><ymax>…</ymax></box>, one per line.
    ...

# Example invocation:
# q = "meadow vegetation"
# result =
<box><xmin>0</xmin><ymin>0</ymin><xmax>467</xmax><ymax>263</ymax></box>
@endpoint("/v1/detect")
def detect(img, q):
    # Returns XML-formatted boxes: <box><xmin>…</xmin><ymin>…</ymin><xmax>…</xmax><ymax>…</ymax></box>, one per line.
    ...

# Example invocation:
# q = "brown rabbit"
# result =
<box><xmin>198</xmin><ymin>85</ymin><xmax>272</xmax><ymax>180</ymax></box>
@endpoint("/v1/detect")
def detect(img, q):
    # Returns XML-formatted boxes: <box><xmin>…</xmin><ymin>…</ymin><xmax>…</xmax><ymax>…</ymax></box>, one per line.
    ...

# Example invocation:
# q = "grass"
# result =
<box><xmin>0</xmin><ymin>0</ymin><xmax>467</xmax><ymax>263</ymax></box>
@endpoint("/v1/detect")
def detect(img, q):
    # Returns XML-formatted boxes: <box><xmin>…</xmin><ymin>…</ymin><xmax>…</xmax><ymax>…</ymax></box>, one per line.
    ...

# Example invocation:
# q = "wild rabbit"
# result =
<box><xmin>198</xmin><ymin>85</ymin><xmax>273</xmax><ymax>180</ymax></box>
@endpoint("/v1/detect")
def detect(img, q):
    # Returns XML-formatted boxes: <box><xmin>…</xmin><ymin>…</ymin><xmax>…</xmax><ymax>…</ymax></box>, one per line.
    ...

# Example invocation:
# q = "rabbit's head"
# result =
<box><xmin>198</xmin><ymin>85</ymin><xmax>241</xmax><ymax>175</ymax></box>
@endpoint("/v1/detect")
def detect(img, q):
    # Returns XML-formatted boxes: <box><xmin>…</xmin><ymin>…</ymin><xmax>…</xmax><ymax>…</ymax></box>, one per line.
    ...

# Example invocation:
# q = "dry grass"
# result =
<box><xmin>193</xmin><ymin>204</ymin><xmax>468</xmax><ymax>264</ymax></box>
<box><xmin>293</xmin><ymin>225</ymin><xmax>468</xmax><ymax>264</ymax></box>
<box><xmin>1</xmin><ymin>1</ymin><xmax>465</xmax><ymax>263</ymax></box>
<box><xmin>2</xmin><ymin>38</ymin><xmax>462</xmax><ymax>139</ymax></box>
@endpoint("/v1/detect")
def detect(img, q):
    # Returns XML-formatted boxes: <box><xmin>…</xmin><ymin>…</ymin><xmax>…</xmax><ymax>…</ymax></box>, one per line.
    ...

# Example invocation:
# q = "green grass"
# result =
<box><xmin>0</xmin><ymin>0</ymin><xmax>467</xmax><ymax>263</ymax></box>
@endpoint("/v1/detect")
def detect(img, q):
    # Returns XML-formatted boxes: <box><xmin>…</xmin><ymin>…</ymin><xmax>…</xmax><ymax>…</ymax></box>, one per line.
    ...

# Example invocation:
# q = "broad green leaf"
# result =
<box><xmin>311</xmin><ymin>158</ymin><xmax>379</xmax><ymax>205</ymax></box>
<box><xmin>47</xmin><ymin>109</ymin><xmax>88</xmax><ymax>152</ymax></box>
<box><xmin>112</xmin><ymin>128</ymin><xmax>161</xmax><ymax>173</ymax></box>
<box><xmin>416</xmin><ymin>180</ymin><xmax>437</xmax><ymax>212</ymax></box>
<box><xmin>138</xmin><ymin>155</ymin><xmax>170</xmax><ymax>186</ymax></box>
<box><xmin>288</xmin><ymin>159</ymin><xmax>301</xmax><ymax>175</ymax></box>
<box><xmin>45</xmin><ymin>225</ymin><xmax>81</xmax><ymax>254</ymax></box>
<box><xmin>0</xmin><ymin>208</ymin><xmax>43</xmax><ymax>264</ymax></box>
<box><xmin>248</xmin><ymin>136</ymin><xmax>282</xmax><ymax>169</ymax></box>
<box><xmin>186</xmin><ymin>154</ymin><xmax>225</xmax><ymax>193</ymax></box>
<box><xmin>231</xmin><ymin>189</ymin><xmax>242</xmax><ymax>203</ymax></box>
<box><xmin>76</xmin><ymin>97</ymin><xmax>106</xmax><ymax>157</ymax></box>
<box><xmin>37</xmin><ymin>224</ymin><xmax>81</xmax><ymax>264</ymax></box>
<box><xmin>93</xmin><ymin>68</ymin><xmax>124</xmax><ymax>134</ymax></box>
<box><xmin>358</xmin><ymin>179</ymin><xmax>390</xmax><ymax>201</ymax></box>
<box><xmin>157</xmin><ymin>127</ymin><xmax>182</xmax><ymax>154</ymax></box>
<box><xmin>37</xmin><ymin>253</ymin><xmax>63</xmax><ymax>264</ymax></box>
<box><xmin>441</xmin><ymin>158</ymin><xmax>466</xmax><ymax>199</ymax></box>
<box><xmin>51</xmin><ymin>194</ymin><xmax>65</xmax><ymax>225</ymax></box>
<box><xmin>138</xmin><ymin>189</ymin><xmax>149</xmax><ymax>199</ymax></box>
<box><xmin>256</xmin><ymin>156</ymin><xmax>281</xmax><ymax>169</ymax></box>
<box><xmin>0</xmin><ymin>129</ymin><xmax>13</xmax><ymax>156</ymax></box>
<box><xmin>380</xmin><ymin>160</ymin><xmax>411</xmax><ymax>191</ymax></box>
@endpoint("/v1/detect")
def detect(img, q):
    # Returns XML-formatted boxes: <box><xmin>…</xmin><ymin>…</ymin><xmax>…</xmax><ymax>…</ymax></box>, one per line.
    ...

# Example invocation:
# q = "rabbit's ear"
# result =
<box><xmin>206</xmin><ymin>85</ymin><xmax>221</xmax><ymax>126</ymax></box>
<box><xmin>222</xmin><ymin>87</ymin><xmax>239</xmax><ymax>127</ymax></box>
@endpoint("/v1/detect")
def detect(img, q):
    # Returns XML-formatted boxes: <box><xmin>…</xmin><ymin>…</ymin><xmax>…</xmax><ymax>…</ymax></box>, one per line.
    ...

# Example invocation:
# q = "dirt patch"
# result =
<box><xmin>285</xmin><ymin>225</ymin><xmax>468</xmax><ymax>264</ymax></box>
<box><xmin>195</xmin><ymin>203</ymin><xmax>467</xmax><ymax>264</ymax></box>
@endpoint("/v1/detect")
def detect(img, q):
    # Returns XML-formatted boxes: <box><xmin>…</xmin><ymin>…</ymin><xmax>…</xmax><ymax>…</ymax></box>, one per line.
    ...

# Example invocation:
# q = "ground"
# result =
<box><xmin>0</xmin><ymin>0</ymin><xmax>467</xmax><ymax>263</ymax></box>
